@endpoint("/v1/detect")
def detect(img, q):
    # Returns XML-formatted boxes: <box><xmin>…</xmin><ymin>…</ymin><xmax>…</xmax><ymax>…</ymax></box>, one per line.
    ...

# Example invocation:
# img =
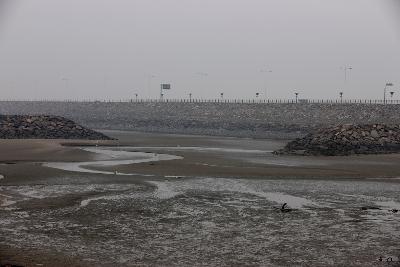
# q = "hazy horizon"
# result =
<box><xmin>0</xmin><ymin>0</ymin><xmax>399</xmax><ymax>100</ymax></box>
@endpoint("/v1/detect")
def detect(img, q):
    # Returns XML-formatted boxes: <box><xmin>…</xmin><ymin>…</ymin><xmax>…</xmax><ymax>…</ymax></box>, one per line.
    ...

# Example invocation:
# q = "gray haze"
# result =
<box><xmin>0</xmin><ymin>0</ymin><xmax>399</xmax><ymax>100</ymax></box>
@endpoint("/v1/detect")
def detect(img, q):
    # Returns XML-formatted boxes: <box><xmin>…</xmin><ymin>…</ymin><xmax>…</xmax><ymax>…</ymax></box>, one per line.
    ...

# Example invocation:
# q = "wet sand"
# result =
<box><xmin>102</xmin><ymin>130</ymin><xmax>400</xmax><ymax>180</ymax></box>
<box><xmin>1</xmin><ymin>131</ymin><xmax>400</xmax><ymax>182</ymax></box>
<box><xmin>1</xmin><ymin>131</ymin><xmax>400</xmax><ymax>266</ymax></box>
<box><xmin>0</xmin><ymin>139</ymin><xmax>117</xmax><ymax>163</ymax></box>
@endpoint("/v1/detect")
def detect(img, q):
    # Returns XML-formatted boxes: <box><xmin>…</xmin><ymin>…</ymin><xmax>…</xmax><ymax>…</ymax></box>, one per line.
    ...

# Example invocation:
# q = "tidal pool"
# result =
<box><xmin>44</xmin><ymin>147</ymin><xmax>183</xmax><ymax>175</ymax></box>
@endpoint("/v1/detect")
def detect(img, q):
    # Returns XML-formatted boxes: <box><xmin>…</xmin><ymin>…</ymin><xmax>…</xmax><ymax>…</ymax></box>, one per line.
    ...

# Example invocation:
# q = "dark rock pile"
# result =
<box><xmin>276</xmin><ymin>124</ymin><xmax>400</xmax><ymax>156</ymax></box>
<box><xmin>0</xmin><ymin>115</ymin><xmax>112</xmax><ymax>140</ymax></box>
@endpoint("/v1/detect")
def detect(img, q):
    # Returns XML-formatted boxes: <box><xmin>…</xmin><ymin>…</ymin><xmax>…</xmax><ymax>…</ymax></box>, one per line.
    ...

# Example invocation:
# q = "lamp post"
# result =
<box><xmin>256</xmin><ymin>93</ymin><xmax>259</xmax><ymax>98</ymax></box>
<box><xmin>340</xmin><ymin>66</ymin><xmax>352</xmax><ymax>96</ymax></box>
<box><xmin>343</xmin><ymin>66</ymin><xmax>352</xmax><ymax>83</ymax></box>
<box><xmin>220</xmin><ymin>92</ymin><xmax>224</xmax><ymax>100</ymax></box>
<box><xmin>340</xmin><ymin>92</ymin><xmax>343</xmax><ymax>103</ymax></box>
<box><xmin>295</xmin><ymin>92</ymin><xmax>299</xmax><ymax>103</ymax></box>
<box><xmin>260</xmin><ymin>69</ymin><xmax>272</xmax><ymax>99</ymax></box>
<box><xmin>384</xmin><ymin>83</ymin><xmax>394</xmax><ymax>104</ymax></box>
<box><xmin>390</xmin><ymin>91</ymin><xmax>395</xmax><ymax>98</ymax></box>
<box><xmin>62</xmin><ymin>78</ymin><xmax>69</xmax><ymax>90</ymax></box>
<box><xmin>341</xmin><ymin>66</ymin><xmax>352</xmax><ymax>89</ymax></box>
<box><xmin>196</xmin><ymin>72</ymin><xmax>208</xmax><ymax>94</ymax></box>
<box><xmin>135</xmin><ymin>93</ymin><xmax>138</xmax><ymax>102</ymax></box>
<box><xmin>189</xmin><ymin>93</ymin><xmax>192</xmax><ymax>102</ymax></box>
<box><xmin>147</xmin><ymin>74</ymin><xmax>156</xmax><ymax>98</ymax></box>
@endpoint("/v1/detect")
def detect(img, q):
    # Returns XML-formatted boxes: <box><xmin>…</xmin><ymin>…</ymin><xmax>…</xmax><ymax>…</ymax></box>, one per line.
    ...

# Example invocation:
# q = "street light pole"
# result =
<box><xmin>295</xmin><ymin>92</ymin><xmax>299</xmax><ymax>103</ymax></box>
<box><xmin>384</xmin><ymin>83</ymin><xmax>394</xmax><ymax>104</ymax></box>
<box><xmin>260</xmin><ymin>69</ymin><xmax>272</xmax><ymax>99</ymax></box>
<box><xmin>196</xmin><ymin>72</ymin><xmax>208</xmax><ymax>95</ymax></box>
<box><xmin>189</xmin><ymin>93</ymin><xmax>192</xmax><ymax>102</ymax></box>
<box><xmin>341</xmin><ymin>66</ymin><xmax>352</xmax><ymax>93</ymax></box>
<box><xmin>62</xmin><ymin>78</ymin><xmax>69</xmax><ymax>90</ymax></box>
<box><xmin>160</xmin><ymin>84</ymin><xmax>164</xmax><ymax>101</ymax></box>
<box><xmin>147</xmin><ymin>74</ymin><xmax>156</xmax><ymax>98</ymax></box>
<box><xmin>340</xmin><ymin>92</ymin><xmax>343</xmax><ymax>103</ymax></box>
<box><xmin>344</xmin><ymin>66</ymin><xmax>352</xmax><ymax>84</ymax></box>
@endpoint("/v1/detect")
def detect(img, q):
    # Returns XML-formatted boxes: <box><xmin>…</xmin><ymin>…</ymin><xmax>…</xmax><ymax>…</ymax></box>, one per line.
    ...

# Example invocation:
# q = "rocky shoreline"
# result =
<box><xmin>0</xmin><ymin>115</ymin><xmax>112</xmax><ymax>140</ymax></box>
<box><xmin>275</xmin><ymin>124</ymin><xmax>400</xmax><ymax>156</ymax></box>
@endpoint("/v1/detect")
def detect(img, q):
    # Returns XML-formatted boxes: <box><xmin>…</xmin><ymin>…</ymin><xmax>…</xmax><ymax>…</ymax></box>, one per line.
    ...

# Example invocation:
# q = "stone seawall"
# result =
<box><xmin>1</xmin><ymin>101</ymin><xmax>399</xmax><ymax>139</ymax></box>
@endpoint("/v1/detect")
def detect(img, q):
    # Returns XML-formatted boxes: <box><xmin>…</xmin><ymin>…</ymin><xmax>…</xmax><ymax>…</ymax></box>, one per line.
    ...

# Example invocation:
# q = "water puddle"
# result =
<box><xmin>367</xmin><ymin>177</ymin><xmax>400</xmax><ymax>180</ymax></box>
<box><xmin>258</xmin><ymin>192</ymin><xmax>316</xmax><ymax>208</ymax></box>
<box><xmin>149</xmin><ymin>178</ymin><xmax>318</xmax><ymax>209</ymax></box>
<box><xmin>0</xmin><ymin>193</ymin><xmax>16</xmax><ymax>207</ymax></box>
<box><xmin>375</xmin><ymin>200</ymin><xmax>400</xmax><ymax>210</ymax></box>
<box><xmin>79</xmin><ymin>191</ymin><xmax>151</xmax><ymax>207</ymax></box>
<box><xmin>0</xmin><ymin>184</ymin><xmax>141</xmax><ymax>210</ymax></box>
<box><xmin>126</xmin><ymin>146</ymin><xmax>272</xmax><ymax>154</ymax></box>
<box><xmin>44</xmin><ymin>147</ymin><xmax>183</xmax><ymax>175</ymax></box>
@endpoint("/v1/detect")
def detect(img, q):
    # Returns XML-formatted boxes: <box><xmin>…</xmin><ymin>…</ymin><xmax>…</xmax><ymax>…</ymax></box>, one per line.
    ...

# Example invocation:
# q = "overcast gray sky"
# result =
<box><xmin>0</xmin><ymin>0</ymin><xmax>399</xmax><ymax>100</ymax></box>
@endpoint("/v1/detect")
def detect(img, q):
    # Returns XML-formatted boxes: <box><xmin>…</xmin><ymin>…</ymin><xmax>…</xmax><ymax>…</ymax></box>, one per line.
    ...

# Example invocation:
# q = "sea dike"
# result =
<box><xmin>276</xmin><ymin>124</ymin><xmax>400</xmax><ymax>156</ymax></box>
<box><xmin>0</xmin><ymin>115</ymin><xmax>112</xmax><ymax>140</ymax></box>
<box><xmin>2</xmin><ymin>101</ymin><xmax>400</xmax><ymax>139</ymax></box>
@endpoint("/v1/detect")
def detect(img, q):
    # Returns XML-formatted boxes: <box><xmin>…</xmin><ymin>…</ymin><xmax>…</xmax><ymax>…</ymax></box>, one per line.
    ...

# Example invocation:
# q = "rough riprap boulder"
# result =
<box><xmin>0</xmin><ymin>115</ymin><xmax>112</xmax><ymax>140</ymax></box>
<box><xmin>275</xmin><ymin>124</ymin><xmax>400</xmax><ymax>156</ymax></box>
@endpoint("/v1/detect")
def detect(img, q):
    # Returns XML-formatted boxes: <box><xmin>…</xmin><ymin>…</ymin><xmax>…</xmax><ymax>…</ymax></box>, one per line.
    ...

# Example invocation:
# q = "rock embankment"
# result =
<box><xmin>0</xmin><ymin>115</ymin><xmax>112</xmax><ymax>140</ymax></box>
<box><xmin>276</xmin><ymin>124</ymin><xmax>400</xmax><ymax>156</ymax></box>
<box><xmin>3</xmin><ymin>101</ymin><xmax>400</xmax><ymax>139</ymax></box>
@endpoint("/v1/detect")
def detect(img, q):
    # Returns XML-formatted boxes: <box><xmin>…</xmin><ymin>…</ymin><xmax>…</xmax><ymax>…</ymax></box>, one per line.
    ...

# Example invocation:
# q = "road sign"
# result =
<box><xmin>161</xmin><ymin>84</ymin><xmax>171</xmax><ymax>90</ymax></box>
<box><xmin>160</xmin><ymin>84</ymin><xmax>171</xmax><ymax>100</ymax></box>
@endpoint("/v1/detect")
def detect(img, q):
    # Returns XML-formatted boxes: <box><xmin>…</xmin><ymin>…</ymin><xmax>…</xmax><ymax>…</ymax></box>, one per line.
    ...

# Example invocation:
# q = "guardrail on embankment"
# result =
<box><xmin>0</xmin><ymin>99</ymin><xmax>399</xmax><ymax>104</ymax></box>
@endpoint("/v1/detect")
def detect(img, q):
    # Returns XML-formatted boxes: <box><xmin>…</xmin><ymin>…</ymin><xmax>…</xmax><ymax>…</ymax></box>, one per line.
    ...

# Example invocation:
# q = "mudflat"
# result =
<box><xmin>2</xmin><ymin>131</ymin><xmax>400</xmax><ymax>181</ymax></box>
<box><xmin>0</xmin><ymin>139</ymin><xmax>117</xmax><ymax>162</ymax></box>
<box><xmin>1</xmin><ymin>131</ymin><xmax>400</xmax><ymax>266</ymax></box>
